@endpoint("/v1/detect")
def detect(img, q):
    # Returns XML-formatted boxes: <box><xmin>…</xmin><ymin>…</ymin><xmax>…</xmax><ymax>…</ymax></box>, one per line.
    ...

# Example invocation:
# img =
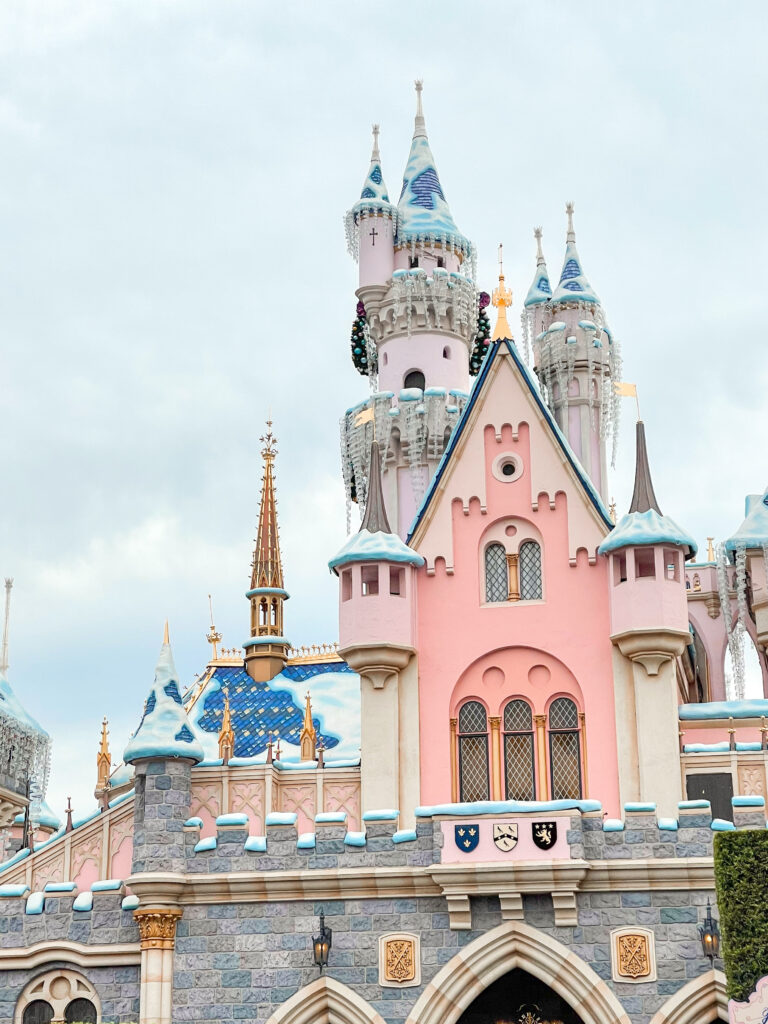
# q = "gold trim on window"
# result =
<box><xmin>506</xmin><ymin>553</ymin><xmax>520</xmax><ymax>601</ymax></box>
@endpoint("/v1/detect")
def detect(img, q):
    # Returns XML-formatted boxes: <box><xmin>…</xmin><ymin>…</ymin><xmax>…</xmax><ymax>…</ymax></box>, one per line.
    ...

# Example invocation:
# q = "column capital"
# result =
<box><xmin>134</xmin><ymin>907</ymin><xmax>183</xmax><ymax>950</ymax></box>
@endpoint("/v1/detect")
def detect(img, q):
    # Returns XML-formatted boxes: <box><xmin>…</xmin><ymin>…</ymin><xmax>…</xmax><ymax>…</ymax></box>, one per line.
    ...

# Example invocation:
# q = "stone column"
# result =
<box><xmin>134</xmin><ymin>907</ymin><xmax>183</xmax><ymax>1024</ymax></box>
<box><xmin>131</xmin><ymin>757</ymin><xmax>194</xmax><ymax>874</ymax></box>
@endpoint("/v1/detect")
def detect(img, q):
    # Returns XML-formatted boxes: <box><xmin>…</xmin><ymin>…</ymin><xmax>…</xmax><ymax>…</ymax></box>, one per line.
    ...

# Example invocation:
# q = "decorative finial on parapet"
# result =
<box><xmin>65</xmin><ymin>797</ymin><xmax>73</xmax><ymax>833</ymax></box>
<box><xmin>206</xmin><ymin>593</ymin><xmax>222</xmax><ymax>662</ymax></box>
<box><xmin>413</xmin><ymin>79</ymin><xmax>427</xmax><ymax>139</ymax></box>
<box><xmin>218</xmin><ymin>686</ymin><xmax>236</xmax><ymax>763</ymax></box>
<box><xmin>609</xmin><ymin>499</ymin><xmax>617</xmax><ymax>524</ymax></box>
<box><xmin>266</xmin><ymin>731</ymin><xmax>274</xmax><ymax>765</ymax></box>
<box><xmin>534</xmin><ymin>227</ymin><xmax>545</xmax><ymax>265</ymax></box>
<box><xmin>96</xmin><ymin>717</ymin><xmax>111</xmax><ymax>792</ymax></box>
<box><xmin>707</xmin><ymin>537</ymin><xmax>716</xmax><ymax>562</ymax></box>
<box><xmin>566</xmin><ymin>201</ymin><xmax>576</xmax><ymax>244</ymax></box>
<box><xmin>163</xmin><ymin>620</ymin><xmax>170</xmax><ymax>645</ymax></box>
<box><xmin>300</xmin><ymin>691</ymin><xmax>317</xmax><ymax>761</ymax></box>
<box><xmin>491</xmin><ymin>243</ymin><xmax>514</xmax><ymax>341</ymax></box>
<box><xmin>371</xmin><ymin>123</ymin><xmax>381</xmax><ymax>162</ymax></box>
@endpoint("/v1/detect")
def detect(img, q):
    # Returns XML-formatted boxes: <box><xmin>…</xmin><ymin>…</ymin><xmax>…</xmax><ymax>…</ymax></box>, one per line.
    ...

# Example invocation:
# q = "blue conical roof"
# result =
<box><xmin>124</xmin><ymin>642</ymin><xmax>204</xmax><ymax>764</ymax></box>
<box><xmin>524</xmin><ymin>230</ymin><xmax>552</xmax><ymax>307</ymax></box>
<box><xmin>395</xmin><ymin>86</ymin><xmax>470</xmax><ymax>256</ymax></box>
<box><xmin>726</xmin><ymin>486</ymin><xmax>768</xmax><ymax>553</ymax></box>
<box><xmin>349</xmin><ymin>125</ymin><xmax>395</xmax><ymax>221</ymax></box>
<box><xmin>551</xmin><ymin>241</ymin><xmax>599</xmax><ymax>305</ymax></box>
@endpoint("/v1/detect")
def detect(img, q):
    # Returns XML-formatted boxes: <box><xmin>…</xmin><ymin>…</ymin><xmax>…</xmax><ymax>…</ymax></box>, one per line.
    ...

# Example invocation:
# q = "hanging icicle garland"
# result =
<box><xmin>0</xmin><ymin>702</ymin><xmax>51</xmax><ymax>830</ymax></box>
<box><xmin>469</xmin><ymin>292</ymin><xmax>491</xmax><ymax>375</ymax></box>
<box><xmin>717</xmin><ymin>542</ymin><xmax>746</xmax><ymax>700</ymax></box>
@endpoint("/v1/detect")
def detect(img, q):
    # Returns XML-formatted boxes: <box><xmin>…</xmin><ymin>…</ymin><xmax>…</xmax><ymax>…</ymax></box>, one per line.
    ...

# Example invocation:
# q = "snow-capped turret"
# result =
<box><xmin>599</xmin><ymin>420</ymin><xmax>693</xmax><ymax>817</ymax></box>
<box><xmin>345</xmin><ymin>124</ymin><xmax>397</xmax><ymax>288</ymax></box>
<box><xmin>124</xmin><ymin>635</ymin><xmax>204</xmax><ymax>765</ymax></box>
<box><xmin>530</xmin><ymin>204</ymin><xmax>622</xmax><ymax>500</ymax></box>
<box><xmin>521</xmin><ymin>227</ymin><xmax>553</xmax><ymax>356</ymax></box>
<box><xmin>724</xmin><ymin>486</ymin><xmax>768</xmax><ymax>667</ymax></box>
<box><xmin>395</xmin><ymin>81</ymin><xmax>471</xmax><ymax>263</ymax></box>
<box><xmin>0</xmin><ymin>669</ymin><xmax>51</xmax><ymax>829</ymax></box>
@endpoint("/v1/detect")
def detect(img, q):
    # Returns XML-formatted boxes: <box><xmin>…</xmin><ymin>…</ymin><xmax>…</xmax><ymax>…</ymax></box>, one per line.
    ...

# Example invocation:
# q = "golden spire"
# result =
<box><xmin>252</xmin><ymin>421</ymin><xmax>284</xmax><ymax>593</ymax></box>
<box><xmin>491</xmin><ymin>243</ymin><xmax>513</xmax><ymax>341</ymax></box>
<box><xmin>300</xmin><ymin>690</ymin><xmax>317</xmax><ymax>761</ymax></box>
<box><xmin>206</xmin><ymin>593</ymin><xmax>222</xmax><ymax>662</ymax></box>
<box><xmin>707</xmin><ymin>537</ymin><xmax>716</xmax><ymax>562</ymax></box>
<box><xmin>96</xmin><ymin>717</ymin><xmax>111</xmax><ymax>792</ymax></box>
<box><xmin>218</xmin><ymin>686</ymin><xmax>236</xmax><ymax>763</ymax></box>
<box><xmin>163</xmin><ymin>620</ymin><xmax>170</xmax><ymax>645</ymax></box>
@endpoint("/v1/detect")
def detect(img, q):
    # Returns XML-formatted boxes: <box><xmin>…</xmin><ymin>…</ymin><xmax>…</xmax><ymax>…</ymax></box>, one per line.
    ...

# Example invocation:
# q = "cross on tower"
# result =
<box><xmin>369</xmin><ymin>226</ymin><xmax>378</xmax><ymax>246</ymax></box>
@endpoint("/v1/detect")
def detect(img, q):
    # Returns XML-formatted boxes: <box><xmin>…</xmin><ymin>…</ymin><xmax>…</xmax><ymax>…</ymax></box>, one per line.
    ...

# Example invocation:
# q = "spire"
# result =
<box><xmin>217</xmin><ymin>686</ymin><xmax>236</xmax><ymax>763</ymax></box>
<box><xmin>251</xmin><ymin>422</ymin><xmax>284</xmax><ymax>592</ymax></box>
<box><xmin>551</xmin><ymin>203</ymin><xmax>599</xmax><ymax>306</ymax></box>
<box><xmin>524</xmin><ymin>228</ymin><xmax>553</xmax><ymax>307</ymax></box>
<box><xmin>396</xmin><ymin>82</ymin><xmax>470</xmax><ymax>256</ymax></box>
<box><xmin>1</xmin><ymin>578</ymin><xmax>13</xmax><ymax>675</ymax></box>
<box><xmin>357</xmin><ymin>123</ymin><xmax>392</xmax><ymax>205</ymax></box>
<box><xmin>492</xmin><ymin>243</ymin><xmax>513</xmax><ymax>341</ymax></box>
<box><xmin>206</xmin><ymin>593</ymin><xmax>222</xmax><ymax>662</ymax></box>
<box><xmin>65</xmin><ymin>796</ymin><xmax>73</xmax><ymax>834</ymax></box>
<box><xmin>629</xmin><ymin>421</ymin><xmax>662</xmax><ymax>515</ymax></box>
<box><xmin>360</xmin><ymin>441</ymin><xmax>391</xmax><ymax>534</ymax></box>
<box><xmin>96</xmin><ymin>716</ymin><xmax>111</xmax><ymax>792</ymax></box>
<box><xmin>300</xmin><ymin>691</ymin><xmax>317</xmax><ymax>761</ymax></box>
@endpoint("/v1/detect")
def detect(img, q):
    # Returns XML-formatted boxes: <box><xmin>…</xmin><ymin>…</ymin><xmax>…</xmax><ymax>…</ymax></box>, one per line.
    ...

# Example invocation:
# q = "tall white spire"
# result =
<box><xmin>413</xmin><ymin>79</ymin><xmax>427</xmax><ymax>139</ymax></box>
<box><xmin>1</xmin><ymin>578</ymin><xmax>13</xmax><ymax>675</ymax></box>
<box><xmin>566</xmin><ymin>201</ymin><xmax>576</xmax><ymax>243</ymax></box>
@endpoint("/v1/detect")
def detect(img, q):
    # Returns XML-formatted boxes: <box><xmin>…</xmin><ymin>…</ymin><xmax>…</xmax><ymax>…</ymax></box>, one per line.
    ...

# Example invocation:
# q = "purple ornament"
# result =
<box><xmin>478</xmin><ymin>291</ymin><xmax>491</xmax><ymax>310</ymax></box>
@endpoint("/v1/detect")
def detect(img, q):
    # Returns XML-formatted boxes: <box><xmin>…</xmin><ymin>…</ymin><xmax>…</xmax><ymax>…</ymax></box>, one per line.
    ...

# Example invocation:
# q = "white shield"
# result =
<box><xmin>492</xmin><ymin>822</ymin><xmax>518</xmax><ymax>852</ymax></box>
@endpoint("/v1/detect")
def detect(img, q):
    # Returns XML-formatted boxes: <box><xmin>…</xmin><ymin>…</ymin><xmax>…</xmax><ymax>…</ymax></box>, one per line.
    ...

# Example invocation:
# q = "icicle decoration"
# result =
<box><xmin>0</xmin><ymin>700</ymin><xmax>51</xmax><ymax>824</ymax></box>
<box><xmin>344</xmin><ymin>207</ymin><xmax>397</xmax><ymax>262</ymax></box>
<box><xmin>391</xmin><ymin>270</ymin><xmax>475</xmax><ymax>341</ymax></box>
<box><xmin>365</xmin><ymin>323</ymin><xmax>378</xmax><ymax>394</ymax></box>
<box><xmin>339</xmin><ymin>416</ymin><xmax>353</xmax><ymax>534</ymax></box>
<box><xmin>717</xmin><ymin>542</ymin><xmax>745</xmax><ymax>700</ymax></box>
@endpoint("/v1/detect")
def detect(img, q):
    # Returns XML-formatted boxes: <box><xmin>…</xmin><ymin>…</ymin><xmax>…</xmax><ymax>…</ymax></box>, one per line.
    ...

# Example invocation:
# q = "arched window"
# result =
<box><xmin>519</xmin><ymin>541</ymin><xmax>543</xmax><ymax>600</ymax></box>
<box><xmin>548</xmin><ymin>697</ymin><xmax>582</xmax><ymax>800</ymax></box>
<box><xmin>503</xmin><ymin>700</ymin><xmax>535</xmax><ymax>800</ymax></box>
<box><xmin>485</xmin><ymin>543</ymin><xmax>508</xmax><ymax>603</ymax></box>
<box><xmin>458</xmin><ymin>701</ymin><xmax>489</xmax><ymax>801</ymax></box>
<box><xmin>403</xmin><ymin>369</ymin><xmax>425</xmax><ymax>391</ymax></box>
<box><xmin>66</xmin><ymin>1001</ymin><xmax>97</xmax><ymax>1024</ymax></box>
<box><xmin>23</xmin><ymin>1004</ymin><xmax>53</xmax><ymax>1024</ymax></box>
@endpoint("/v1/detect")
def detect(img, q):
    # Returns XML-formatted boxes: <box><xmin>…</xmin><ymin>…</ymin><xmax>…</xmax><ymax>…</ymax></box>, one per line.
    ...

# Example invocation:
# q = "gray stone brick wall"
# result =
<box><xmin>133</xmin><ymin>756</ymin><xmax>194</xmax><ymax>873</ymax></box>
<box><xmin>0</xmin><ymin>961</ymin><xmax>139</xmax><ymax>1023</ymax></box>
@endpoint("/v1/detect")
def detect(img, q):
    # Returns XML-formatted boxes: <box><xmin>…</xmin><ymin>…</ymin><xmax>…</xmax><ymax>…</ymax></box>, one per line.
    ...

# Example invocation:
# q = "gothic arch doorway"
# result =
<box><xmin>457</xmin><ymin>968</ymin><xmax>584</xmax><ymax>1024</ymax></box>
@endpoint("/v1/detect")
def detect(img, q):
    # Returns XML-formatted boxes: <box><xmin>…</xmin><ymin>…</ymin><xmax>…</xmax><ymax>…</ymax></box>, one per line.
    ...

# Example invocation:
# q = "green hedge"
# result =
<box><xmin>714</xmin><ymin>829</ymin><xmax>768</xmax><ymax>1001</ymax></box>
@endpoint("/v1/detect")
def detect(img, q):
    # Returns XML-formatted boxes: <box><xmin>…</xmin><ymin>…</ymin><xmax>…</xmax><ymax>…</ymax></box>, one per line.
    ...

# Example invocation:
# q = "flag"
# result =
<box><xmin>354</xmin><ymin>407</ymin><xmax>375</xmax><ymax>428</ymax></box>
<box><xmin>614</xmin><ymin>382</ymin><xmax>637</xmax><ymax>397</ymax></box>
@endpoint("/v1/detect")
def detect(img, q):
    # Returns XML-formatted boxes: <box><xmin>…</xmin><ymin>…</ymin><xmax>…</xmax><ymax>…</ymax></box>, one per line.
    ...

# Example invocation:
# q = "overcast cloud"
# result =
<box><xmin>1</xmin><ymin>0</ymin><xmax>766</xmax><ymax>821</ymax></box>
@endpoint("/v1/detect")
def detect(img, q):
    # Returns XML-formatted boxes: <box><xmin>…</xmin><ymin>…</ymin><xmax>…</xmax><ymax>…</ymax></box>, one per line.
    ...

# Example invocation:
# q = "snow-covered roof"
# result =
<box><xmin>680</xmin><ymin>699</ymin><xmax>768</xmax><ymax>721</ymax></box>
<box><xmin>329</xmin><ymin>529</ymin><xmax>425</xmax><ymax>571</ymax></box>
<box><xmin>0</xmin><ymin>671</ymin><xmax>49</xmax><ymax>738</ymax></box>
<box><xmin>725</xmin><ymin>486</ymin><xmax>768</xmax><ymax>552</ymax></box>
<box><xmin>13</xmin><ymin>799</ymin><xmax>61</xmax><ymax>831</ymax></box>
<box><xmin>598</xmin><ymin>508</ymin><xmax>697</xmax><ymax>558</ymax></box>
<box><xmin>396</xmin><ymin>135</ymin><xmax>470</xmax><ymax>255</ymax></box>
<box><xmin>524</xmin><ymin>267</ymin><xmax>553</xmax><ymax>307</ymax></box>
<box><xmin>124</xmin><ymin>643</ymin><xmax>205</xmax><ymax>764</ymax></box>
<box><xmin>551</xmin><ymin>242</ymin><xmax>599</xmax><ymax>306</ymax></box>
<box><xmin>186</xmin><ymin>659</ymin><xmax>360</xmax><ymax>763</ymax></box>
<box><xmin>348</xmin><ymin>134</ymin><xmax>396</xmax><ymax>224</ymax></box>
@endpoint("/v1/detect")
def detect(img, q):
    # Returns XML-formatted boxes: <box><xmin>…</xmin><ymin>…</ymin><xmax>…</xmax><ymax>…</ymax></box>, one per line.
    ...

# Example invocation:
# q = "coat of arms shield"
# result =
<box><xmin>531</xmin><ymin>821</ymin><xmax>557</xmax><ymax>850</ymax></box>
<box><xmin>492</xmin><ymin>823</ymin><xmax>518</xmax><ymax>852</ymax></box>
<box><xmin>454</xmin><ymin>823</ymin><xmax>480</xmax><ymax>852</ymax></box>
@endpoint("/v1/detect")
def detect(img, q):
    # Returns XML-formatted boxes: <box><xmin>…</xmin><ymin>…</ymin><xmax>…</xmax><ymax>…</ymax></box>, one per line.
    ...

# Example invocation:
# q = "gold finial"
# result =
<box><xmin>218</xmin><ymin>685</ymin><xmax>236</xmax><ymax>763</ymax></box>
<box><xmin>163</xmin><ymin>620</ymin><xmax>170</xmax><ymax>645</ymax></box>
<box><xmin>491</xmin><ymin>242</ymin><xmax>514</xmax><ymax>341</ymax></box>
<box><xmin>206</xmin><ymin>593</ymin><xmax>223</xmax><ymax>662</ymax></box>
<box><xmin>300</xmin><ymin>690</ymin><xmax>317</xmax><ymax>761</ymax></box>
<box><xmin>96</xmin><ymin>717</ymin><xmax>111</xmax><ymax>792</ymax></box>
<box><xmin>707</xmin><ymin>537</ymin><xmax>716</xmax><ymax>562</ymax></box>
<box><xmin>609</xmin><ymin>499</ymin><xmax>617</xmax><ymax>524</ymax></box>
<box><xmin>566</xmin><ymin>201</ymin><xmax>576</xmax><ymax>243</ymax></box>
<box><xmin>260</xmin><ymin>419</ymin><xmax>277</xmax><ymax>461</ymax></box>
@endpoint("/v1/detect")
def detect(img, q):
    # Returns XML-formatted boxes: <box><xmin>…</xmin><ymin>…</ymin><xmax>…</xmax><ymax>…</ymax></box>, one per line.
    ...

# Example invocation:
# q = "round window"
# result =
<box><xmin>492</xmin><ymin>452</ymin><xmax>523</xmax><ymax>483</ymax></box>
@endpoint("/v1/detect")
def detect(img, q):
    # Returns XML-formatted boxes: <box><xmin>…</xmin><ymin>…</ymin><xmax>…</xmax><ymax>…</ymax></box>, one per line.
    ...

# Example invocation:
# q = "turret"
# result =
<box><xmin>520</xmin><ymin>227</ymin><xmax>552</xmax><ymax>357</ymax></box>
<box><xmin>599</xmin><ymin>422</ymin><xmax>696</xmax><ymax>815</ymax></box>
<box><xmin>341</xmin><ymin>84</ymin><xmax>477</xmax><ymax>538</ymax></box>
<box><xmin>95</xmin><ymin>716</ymin><xmax>111</xmax><ymax>803</ymax></box>
<box><xmin>725</xmin><ymin>485</ymin><xmax>768</xmax><ymax>661</ymax></box>
<box><xmin>244</xmin><ymin>421</ymin><xmax>290</xmax><ymax>682</ymax></box>
<box><xmin>330</xmin><ymin>440</ymin><xmax>424</xmax><ymax>823</ymax></box>
<box><xmin>531</xmin><ymin>204</ymin><xmax>621</xmax><ymax>500</ymax></box>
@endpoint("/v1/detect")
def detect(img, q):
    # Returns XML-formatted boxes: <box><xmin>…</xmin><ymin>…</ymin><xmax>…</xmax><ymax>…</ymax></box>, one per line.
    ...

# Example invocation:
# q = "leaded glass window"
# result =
<box><xmin>65</xmin><ymin>1000</ymin><xmax>97</xmax><ymax>1024</ymax></box>
<box><xmin>23</xmin><ymin>1003</ymin><xmax>53</xmax><ymax>1024</ymax></box>
<box><xmin>548</xmin><ymin>697</ymin><xmax>582</xmax><ymax>800</ymax></box>
<box><xmin>503</xmin><ymin>699</ymin><xmax>535</xmax><ymax>801</ymax></box>
<box><xmin>485</xmin><ymin>543</ymin><xmax>508</xmax><ymax>603</ymax></box>
<box><xmin>519</xmin><ymin>541</ymin><xmax>543</xmax><ymax>600</ymax></box>
<box><xmin>458</xmin><ymin>701</ymin><xmax>489</xmax><ymax>801</ymax></box>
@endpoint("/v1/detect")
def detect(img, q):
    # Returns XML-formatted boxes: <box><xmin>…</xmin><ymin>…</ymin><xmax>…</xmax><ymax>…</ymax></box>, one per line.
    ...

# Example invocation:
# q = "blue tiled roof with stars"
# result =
<box><xmin>186</xmin><ymin>660</ymin><xmax>360</xmax><ymax>763</ymax></box>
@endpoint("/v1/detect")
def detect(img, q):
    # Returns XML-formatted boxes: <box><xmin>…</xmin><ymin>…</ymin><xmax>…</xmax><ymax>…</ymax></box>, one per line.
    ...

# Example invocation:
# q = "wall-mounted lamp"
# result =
<box><xmin>313</xmin><ymin>910</ymin><xmax>332</xmax><ymax>972</ymax></box>
<box><xmin>699</xmin><ymin>900</ymin><xmax>720</xmax><ymax>962</ymax></box>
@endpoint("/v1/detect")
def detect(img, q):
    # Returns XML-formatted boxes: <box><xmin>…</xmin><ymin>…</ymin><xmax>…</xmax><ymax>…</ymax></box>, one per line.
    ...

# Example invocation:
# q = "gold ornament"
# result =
<box><xmin>133</xmin><ymin>907</ymin><xmax>183</xmax><ymax>950</ymax></box>
<box><xmin>384</xmin><ymin>938</ymin><xmax>416</xmax><ymax>983</ymax></box>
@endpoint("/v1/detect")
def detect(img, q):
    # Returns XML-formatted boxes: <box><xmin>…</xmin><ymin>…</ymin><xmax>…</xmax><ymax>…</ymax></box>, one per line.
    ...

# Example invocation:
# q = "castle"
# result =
<box><xmin>1</xmin><ymin>83</ymin><xmax>767</xmax><ymax>1024</ymax></box>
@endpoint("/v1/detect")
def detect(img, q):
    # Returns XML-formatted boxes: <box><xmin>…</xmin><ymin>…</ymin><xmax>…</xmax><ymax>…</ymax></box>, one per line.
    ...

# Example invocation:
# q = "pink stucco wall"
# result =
<box><xmin>338</xmin><ymin>562</ymin><xmax>417</xmax><ymax>650</ymax></box>
<box><xmin>358</xmin><ymin>213</ymin><xmax>395</xmax><ymax>288</ymax></box>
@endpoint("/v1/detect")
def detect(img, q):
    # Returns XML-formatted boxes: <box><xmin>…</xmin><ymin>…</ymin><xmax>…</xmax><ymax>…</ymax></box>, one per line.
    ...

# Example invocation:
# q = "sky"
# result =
<box><xmin>0</xmin><ymin>0</ymin><xmax>767</xmax><ymax>824</ymax></box>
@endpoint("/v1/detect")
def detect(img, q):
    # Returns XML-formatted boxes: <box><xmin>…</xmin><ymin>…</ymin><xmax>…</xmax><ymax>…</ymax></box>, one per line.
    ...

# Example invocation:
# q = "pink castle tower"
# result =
<box><xmin>528</xmin><ymin>205</ymin><xmax>622</xmax><ymax>501</ymax></box>
<box><xmin>341</xmin><ymin>83</ymin><xmax>477</xmax><ymax>538</ymax></box>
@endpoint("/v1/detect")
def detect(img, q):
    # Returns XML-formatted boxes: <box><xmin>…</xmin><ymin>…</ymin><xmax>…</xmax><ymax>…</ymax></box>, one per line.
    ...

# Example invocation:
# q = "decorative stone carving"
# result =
<box><xmin>379</xmin><ymin>932</ymin><xmax>420</xmax><ymax>987</ymax></box>
<box><xmin>134</xmin><ymin>907</ymin><xmax>183</xmax><ymax>950</ymax></box>
<box><xmin>739</xmin><ymin>764</ymin><xmax>765</xmax><ymax>798</ymax></box>
<box><xmin>611</xmin><ymin>927</ymin><xmax>656</xmax><ymax>982</ymax></box>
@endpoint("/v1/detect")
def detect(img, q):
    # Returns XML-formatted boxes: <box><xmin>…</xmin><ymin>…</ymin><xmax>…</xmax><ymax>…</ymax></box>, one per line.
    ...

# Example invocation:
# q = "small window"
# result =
<box><xmin>519</xmin><ymin>541</ymin><xmax>543</xmax><ymax>600</ymax></box>
<box><xmin>66</xmin><ymin>1000</ymin><xmax>97</xmax><ymax>1024</ymax></box>
<box><xmin>409</xmin><ymin>256</ymin><xmax>419</xmax><ymax>268</ymax></box>
<box><xmin>442</xmin><ymin>346</ymin><xmax>451</xmax><ymax>359</ymax></box>
<box><xmin>382</xmin><ymin>352</ymin><xmax>388</xmax><ymax>366</ymax></box>
<box><xmin>548</xmin><ymin>697</ymin><xmax>582</xmax><ymax>800</ymax></box>
<box><xmin>437</xmin><ymin>256</ymin><xmax>445</xmax><ymax>268</ymax></box>
<box><xmin>613</xmin><ymin>553</ymin><xmax>627</xmax><ymax>586</ymax></box>
<box><xmin>403</xmin><ymin>370</ymin><xmax>425</xmax><ymax>391</ymax></box>
<box><xmin>665</xmin><ymin>549</ymin><xmax>680</xmax><ymax>582</ymax></box>
<box><xmin>635</xmin><ymin>548</ymin><xmax>656</xmax><ymax>578</ymax></box>
<box><xmin>458</xmin><ymin>701</ymin><xmax>490</xmax><ymax>802</ymax></box>
<box><xmin>341</xmin><ymin>570</ymin><xmax>352</xmax><ymax>602</ymax></box>
<box><xmin>485</xmin><ymin>543</ymin><xmax>508</xmax><ymax>603</ymax></box>
<box><xmin>23</xmin><ymin>1004</ymin><xmax>53</xmax><ymax>1024</ymax></box>
<box><xmin>503</xmin><ymin>699</ymin><xmax>535</xmax><ymax>801</ymax></box>
<box><xmin>389</xmin><ymin>567</ymin><xmax>404</xmax><ymax>596</ymax></box>
<box><xmin>361</xmin><ymin>565</ymin><xmax>379</xmax><ymax>596</ymax></box>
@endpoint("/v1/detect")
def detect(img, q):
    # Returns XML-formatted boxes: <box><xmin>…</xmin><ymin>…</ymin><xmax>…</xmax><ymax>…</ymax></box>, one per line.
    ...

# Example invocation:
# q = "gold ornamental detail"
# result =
<box><xmin>384</xmin><ymin>938</ymin><xmax>416</xmax><ymax>983</ymax></box>
<box><xmin>616</xmin><ymin>932</ymin><xmax>651</xmax><ymax>979</ymax></box>
<box><xmin>134</xmin><ymin>907</ymin><xmax>183</xmax><ymax>950</ymax></box>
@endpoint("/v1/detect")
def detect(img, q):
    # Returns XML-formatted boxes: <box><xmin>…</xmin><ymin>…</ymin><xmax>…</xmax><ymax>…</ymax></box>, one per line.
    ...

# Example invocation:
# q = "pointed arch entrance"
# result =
<box><xmin>648</xmin><ymin>970</ymin><xmax>727</xmax><ymax>1024</ymax></box>
<box><xmin>265</xmin><ymin>976</ymin><xmax>385</xmax><ymax>1024</ymax></box>
<box><xmin>406</xmin><ymin>921</ymin><xmax>630</xmax><ymax>1024</ymax></box>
